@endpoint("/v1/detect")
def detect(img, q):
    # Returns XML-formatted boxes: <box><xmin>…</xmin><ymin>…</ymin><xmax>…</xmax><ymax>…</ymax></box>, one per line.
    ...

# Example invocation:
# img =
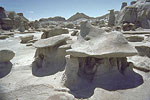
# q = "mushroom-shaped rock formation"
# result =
<box><xmin>62</xmin><ymin>22</ymin><xmax>143</xmax><ymax>94</ymax></box>
<box><xmin>0</xmin><ymin>50</ymin><xmax>14</xmax><ymax>78</ymax></box>
<box><xmin>67</xmin><ymin>22</ymin><xmax>137</xmax><ymax>58</ymax></box>
<box><xmin>32</xmin><ymin>34</ymin><xmax>70</xmax><ymax>77</ymax></box>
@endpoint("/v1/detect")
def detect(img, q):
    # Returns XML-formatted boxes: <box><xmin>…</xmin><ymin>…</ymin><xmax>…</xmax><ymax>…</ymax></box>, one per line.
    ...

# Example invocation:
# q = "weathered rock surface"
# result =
<box><xmin>41</xmin><ymin>28</ymin><xmax>69</xmax><ymax>39</ymax></box>
<box><xmin>116</xmin><ymin>0</ymin><xmax>150</xmax><ymax>29</ymax></box>
<box><xmin>126</xmin><ymin>36</ymin><xmax>144</xmax><ymax>42</ymax></box>
<box><xmin>67</xmin><ymin>22</ymin><xmax>137</xmax><ymax>58</ymax></box>
<box><xmin>33</xmin><ymin>34</ymin><xmax>69</xmax><ymax>48</ymax></box>
<box><xmin>18</xmin><ymin>22</ymin><xmax>25</xmax><ymax>32</ymax></box>
<box><xmin>128</xmin><ymin>55</ymin><xmax>150</xmax><ymax>72</ymax></box>
<box><xmin>0</xmin><ymin>35</ymin><xmax>9</xmax><ymax>39</ymax></box>
<box><xmin>135</xmin><ymin>45</ymin><xmax>150</xmax><ymax>57</ymax></box>
<box><xmin>65</xmin><ymin>24</ymin><xmax>74</xmax><ymax>29</ymax></box>
<box><xmin>62</xmin><ymin>22</ymin><xmax>142</xmax><ymax>99</ymax></box>
<box><xmin>20</xmin><ymin>35</ymin><xmax>34</xmax><ymax>43</ymax></box>
<box><xmin>1</xmin><ymin>18</ymin><xmax>13</xmax><ymax>30</ymax></box>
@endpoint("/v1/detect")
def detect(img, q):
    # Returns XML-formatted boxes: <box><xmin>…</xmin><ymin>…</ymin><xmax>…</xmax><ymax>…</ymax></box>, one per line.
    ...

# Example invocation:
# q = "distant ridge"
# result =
<box><xmin>67</xmin><ymin>12</ymin><xmax>93</xmax><ymax>21</ymax></box>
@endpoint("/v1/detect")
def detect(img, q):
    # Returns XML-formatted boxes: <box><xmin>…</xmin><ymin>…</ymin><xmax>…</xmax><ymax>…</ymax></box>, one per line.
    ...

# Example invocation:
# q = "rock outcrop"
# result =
<box><xmin>0</xmin><ymin>7</ymin><xmax>29</xmax><ymax>30</ymax></box>
<box><xmin>108</xmin><ymin>9</ymin><xmax>115</xmax><ymax>27</ymax></box>
<box><xmin>1</xmin><ymin>18</ymin><xmax>13</xmax><ymax>30</ymax></box>
<box><xmin>116</xmin><ymin>0</ymin><xmax>150</xmax><ymax>29</ymax></box>
<box><xmin>121</xmin><ymin>2</ymin><xmax>127</xmax><ymax>10</ymax></box>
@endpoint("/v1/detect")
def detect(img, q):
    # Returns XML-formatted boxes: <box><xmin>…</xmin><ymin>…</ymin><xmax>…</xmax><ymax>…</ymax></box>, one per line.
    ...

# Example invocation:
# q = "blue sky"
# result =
<box><xmin>0</xmin><ymin>0</ymin><xmax>133</xmax><ymax>21</ymax></box>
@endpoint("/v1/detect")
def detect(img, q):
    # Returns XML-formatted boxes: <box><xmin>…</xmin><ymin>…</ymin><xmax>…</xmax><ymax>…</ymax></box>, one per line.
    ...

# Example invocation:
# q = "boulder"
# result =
<box><xmin>122</xmin><ymin>23</ymin><xmax>135</xmax><ymax>31</ymax></box>
<box><xmin>126</xmin><ymin>36</ymin><xmax>144</xmax><ymax>42</ymax></box>
<box><xmin>71</xmin><ymin>30</ymin><xmax>78</xmax><ymax>36</ymax></box>
<box><xmin>0</xmin><ymin>35</ymin><xmax>9</xmax><ymax>39</ymax></box>
<box><xmin>0</xmin><ymin>50</ymin><xmax>15</xmax><ymax>62</ymax></box>
<box><xmin>65</xmin><ymin>24</ymin><xmax>74</xmax><ymax>29</ymax></box>
<box><xmin>20</xmin><ymin>35</ymin><xmax>34</xmax><ymax>43</ymax></box>
<box><xmin>135</xmin><ymin>45</ymin><xmax>150</xmax><ymax>57</ymax></box>
<box><xmin>41</xmin><ymin>28</ymin><xmax>69</xmax><ymax>39</ymax></box>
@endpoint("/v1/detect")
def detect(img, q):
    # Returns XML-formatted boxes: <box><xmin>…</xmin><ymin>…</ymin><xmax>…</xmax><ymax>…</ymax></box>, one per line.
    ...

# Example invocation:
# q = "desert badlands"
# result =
<box><xmin>0</xmin><ymin>0</ymin><xmax>150</xmax><ymax>100</ymax></box>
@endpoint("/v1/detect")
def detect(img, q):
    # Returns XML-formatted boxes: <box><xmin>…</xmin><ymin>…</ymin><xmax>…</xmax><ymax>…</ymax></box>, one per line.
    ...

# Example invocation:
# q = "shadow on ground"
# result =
<box><xmin>32</xmin><ymin>60</ymin><xmax>66</xmax><ymax>77</ymax></box>
<box><xmin>0</xmin><ymin>62</ymin><xmax>12</xmax><ymax>78</ymax></box>
<box><xmin>69</xmin><ymin>69</ymin><xmax>143</xmax><ymax>99</ymax></box>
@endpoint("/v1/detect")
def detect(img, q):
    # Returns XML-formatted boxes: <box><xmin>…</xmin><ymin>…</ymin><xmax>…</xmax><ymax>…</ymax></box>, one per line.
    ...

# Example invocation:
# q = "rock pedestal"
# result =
<box><xmin>62</xmin><ymin>22</ymin><xmax>138</xmax><ymax>89</ymax></box>
<box><xmin>108</xmin><ymin>9</ymin><xmax>115</xmax><ymax>27</ymax></box>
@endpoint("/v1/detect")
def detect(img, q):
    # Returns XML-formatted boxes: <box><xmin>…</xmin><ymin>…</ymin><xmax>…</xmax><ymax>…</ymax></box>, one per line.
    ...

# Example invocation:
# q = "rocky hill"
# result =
<box><xmin>67</xmin><ymin>12</ymin><xmax>93</xmax><ymax>21</ymax></box>
<box><xmin>39</xmin><ymin>16</ymin><xmax>66</xmax><ymax>22</ymax></box>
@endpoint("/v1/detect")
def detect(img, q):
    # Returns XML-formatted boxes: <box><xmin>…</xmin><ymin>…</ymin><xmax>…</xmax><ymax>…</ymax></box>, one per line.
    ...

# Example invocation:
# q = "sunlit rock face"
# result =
<box><xmin>116</xmin><ymin>0</ymin><xmax>150</xmax><ymax>29</ymax></box>
<box><xmin>62</xmin><ymin>22</ymin><xmax>143</xmax><ymax>93</ymax></box>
